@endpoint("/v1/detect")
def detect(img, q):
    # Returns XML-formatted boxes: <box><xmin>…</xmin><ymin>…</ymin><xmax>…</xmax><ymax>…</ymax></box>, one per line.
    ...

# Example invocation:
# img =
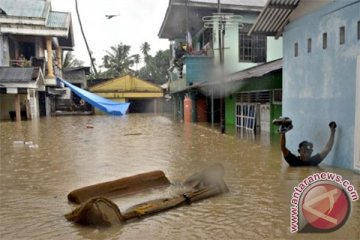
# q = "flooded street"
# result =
<box><xmin>0</xmin><ymin>114</ymin><xmax>359</xmax><ymax>240</ymax></box>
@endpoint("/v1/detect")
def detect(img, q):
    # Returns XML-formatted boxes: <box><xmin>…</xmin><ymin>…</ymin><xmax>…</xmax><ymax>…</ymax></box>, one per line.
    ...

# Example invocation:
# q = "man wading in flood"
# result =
<box><xmin>278</xmin><ymin>120</ymin><xmax>337</xmax><ymax>166</ymax></box>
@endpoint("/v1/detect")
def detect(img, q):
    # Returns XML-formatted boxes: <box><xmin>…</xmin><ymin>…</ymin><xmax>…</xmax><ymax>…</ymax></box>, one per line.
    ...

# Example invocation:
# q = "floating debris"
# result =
<box><xmin>123</xmin><ymin>133</ymin><xmax>142</xmax><ymax>136</ymax></box>
<box><xmin>28</xmin><ymin>144</ymin><xmax>39</xmax><ymax>149</ymax></box>
<box><xmin>24</xmin><ymin>141</ymin><xmax>33</xmax><ymax>145</ymax></box>
<box><xmin>86</xmin><ymin>124</ymin><xmax>94</xmax><ymax>128</ymax></box>
<box><xmin>13</xmin><ymin>141</ymin><xmax>25</xmax><ymax>145</ymax></box>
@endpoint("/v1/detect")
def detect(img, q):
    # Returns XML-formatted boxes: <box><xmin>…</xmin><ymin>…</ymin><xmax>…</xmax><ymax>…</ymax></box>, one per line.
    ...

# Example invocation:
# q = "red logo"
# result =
<box><xmin>301</xmin><ymin>183</ymin><xmax>350</xmax><ymax>231</ymax></box>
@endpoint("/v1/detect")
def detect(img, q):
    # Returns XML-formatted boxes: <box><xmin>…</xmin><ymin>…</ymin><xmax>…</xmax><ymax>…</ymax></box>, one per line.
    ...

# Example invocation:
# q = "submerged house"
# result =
<box><xmin>158</xmin><ymin>0</ymin><xmax>283</xmax><ymax>134</ymax></box>
<box><xmin>0</xmin><ymin>0</ymin><xmax>74</xmax><ymax>121</ymax></box>
<box><xmin>250</xmin><ymin>0</ymin><xmax>360</xmax><ymax>170</ymax></box>
<box><xmin>89</xmin><ymin>75</ymin><xmax>165</xmax><ymax>114</ymax></box>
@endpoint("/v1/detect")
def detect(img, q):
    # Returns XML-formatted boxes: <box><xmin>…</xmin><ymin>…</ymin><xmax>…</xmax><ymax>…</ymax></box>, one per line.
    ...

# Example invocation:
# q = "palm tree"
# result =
<box><xmin>62</xmin><ymin>51</ymin><xmax>84</xmax><ymax>68</ymax></box>
<box><xmin>133</xmin><ymin>54</ymin><xmax>140</xmax><ymax>71</ymax></box>
<box><xmin>75</xmin><ymin>0</ymin><xmax>98</xmax><ymax>75</ymax></box>
<box><xmin>140</xmin><ymin>42</ymin><xmax>151</xmax><ymax>64</ymax></box>
<box><xmin>101</xmin><ymin>43</ymin><xmax>137</xmax><ymax>77</ymax></box>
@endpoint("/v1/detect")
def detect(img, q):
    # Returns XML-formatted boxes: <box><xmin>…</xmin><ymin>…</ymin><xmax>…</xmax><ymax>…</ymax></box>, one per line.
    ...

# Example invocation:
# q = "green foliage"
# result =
<box><xmin>137</xmin><ymin>49</ymin><xmax>170</xmax><ymax>85</ymax></box>
<box><xmin>62</xmin><ymin>51</ymin><xmax>84</xmax><ymax>68</ymax></box>
<box><xmin>89</xmin><ymin>42</ymin><xmax>170</xmax><ymax>84</ymax></box>
<box><xmin>100</xmin><ymin>43</ymin><xmax>137</xmax><ymax>78</ymax></box>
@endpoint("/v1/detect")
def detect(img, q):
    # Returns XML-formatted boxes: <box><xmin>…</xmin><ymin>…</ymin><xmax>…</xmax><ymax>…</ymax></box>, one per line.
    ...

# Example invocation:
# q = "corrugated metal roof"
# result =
<box><xmin>226</xmin><ymin>58</ymin><xmax>282</xmax><ymax>82</ymax></box>
<box><xmin>159</xmin><ymin>0</ymin><xmax>264</xmax><ymax>39</ymax></box>
<box><xmin>0</xmin><ymin>0</ymin><xmax>49</xmax><ymax>18</ymax></box>
<box><xmin>248</xmin><ymin>0</ymin><xmax>300</xmax><ymax>37</ymax></box>
<box><xmin>179</xmin><ymin>59</ymin><xmax>283</xmax><ymax>92</ymax></box>
<box><xmin>190</xmin><ymin>0</ymin><xmax>267</xmax><ymax>7</ymax></box>
<box><xmin>0</xmin><ymin>67</ymin><xmax>36</xmax><ymax>83</ymax></box>
<box><xmin>46</xmin><ymin>11</ymin><xmax>69</xmax><ymax>29</ymax></box>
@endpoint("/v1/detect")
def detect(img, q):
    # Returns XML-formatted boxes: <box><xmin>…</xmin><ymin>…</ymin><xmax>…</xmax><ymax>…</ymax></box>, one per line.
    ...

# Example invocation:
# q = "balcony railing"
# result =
<box><xmin>169</xmin><ymin>55</ymin><xmax>213</xmax><ymax>93</ymax></box>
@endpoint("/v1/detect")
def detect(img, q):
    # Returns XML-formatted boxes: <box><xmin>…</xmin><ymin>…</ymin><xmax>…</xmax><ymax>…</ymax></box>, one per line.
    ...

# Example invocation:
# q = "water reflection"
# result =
<box><xmin>0</xmin><ymin>114</ymin><xmax>359</xmax><ymax>240</ymax></box>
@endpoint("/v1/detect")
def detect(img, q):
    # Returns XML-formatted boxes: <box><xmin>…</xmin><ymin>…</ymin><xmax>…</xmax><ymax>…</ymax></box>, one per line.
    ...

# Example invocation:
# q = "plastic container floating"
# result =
<box><xmin>28</xmin><ymin>144</ymin><xmax>39</xmax><ymax>149</ymax></box>
<box><xmin>13</xmin><ymin>141</ymin><xmax>25</xmax><ymax>145</ymax></box>
<box><xmin>24</xmin><ymin>141</ymin><xmax>33</xmax><ymax>145</ymax></box>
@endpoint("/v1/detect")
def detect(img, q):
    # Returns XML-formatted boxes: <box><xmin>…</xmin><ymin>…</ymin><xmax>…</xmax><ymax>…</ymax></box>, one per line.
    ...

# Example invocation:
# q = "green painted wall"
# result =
<box><xmin>225</xmin><ymin>96</ymin><xmax>236</xmax><ymax>126</ymax></box>
<box><xmin>235</xmin><ymin>71</ymin><xmax>282</xmax><ymax>91</ymax></box>
<box><xmin>271</xmin><ymin>103</ymin><xmax>282</xmax><ymax>134</ymax></box>
<box><xmin>224</xmin><ymin>71</ymin><xmax>282</xmax><ymax>132</ymax></box>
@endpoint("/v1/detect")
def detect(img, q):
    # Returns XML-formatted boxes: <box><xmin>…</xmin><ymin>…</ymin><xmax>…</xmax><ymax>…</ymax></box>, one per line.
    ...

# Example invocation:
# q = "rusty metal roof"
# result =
<box><xmin>248</xmin><ymin>0</ymin><xmax>300</xmax><ymax>37</ymax></box>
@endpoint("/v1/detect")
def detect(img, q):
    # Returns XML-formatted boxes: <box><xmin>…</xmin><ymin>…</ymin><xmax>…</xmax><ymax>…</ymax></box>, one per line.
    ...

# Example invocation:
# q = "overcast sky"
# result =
<box><xmin>51</xmin><ymin>0</ymin><xmax>170</xmax><ymax>67</ymax></box>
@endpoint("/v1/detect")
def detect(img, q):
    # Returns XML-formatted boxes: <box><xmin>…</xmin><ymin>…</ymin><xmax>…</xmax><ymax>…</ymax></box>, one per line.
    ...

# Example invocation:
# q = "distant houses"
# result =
<box><xmin>159</xmin><ymin>0</ymin><xmax>360</xmax><ymax>171</ymax></box>
<box><xmin>158</xmin><ymin>0</ymin><xmax>283</xmax><ymax>134</ymax></box>
<box><xmin>0</xmin><ymin>0</ymin><xmax>74</xmax><ymax>121</ymax></box>
<box><xmin>89</xmin><ymin>75</ymin><xmax>165</xmax><ymax>114</ymax></box>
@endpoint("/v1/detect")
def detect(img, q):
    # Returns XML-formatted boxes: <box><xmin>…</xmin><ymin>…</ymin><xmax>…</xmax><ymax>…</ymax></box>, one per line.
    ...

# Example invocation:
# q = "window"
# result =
<box><xmin>239</xmin><ymin>24</ymin><xmax>266</xmax><ymax>63</ymax></box>
<box><xmin>358</xmin><ymin>21</ymin><xmax>360</xmax><ymax>40</ymax></box>
<box><xmin>307</xmin><ymin>38</ymin><xmax>312</xmax><ymax>53</ymax></box>
<box><xmin>340</xmin><ymin>26</ymin><xmax>345</xmax><ymax>45</ymax></box>
<box><xmin>323</xmin><ymin>33</ymin><xmax>327</xmax><ymax>49</ymax></box>
<box><xmin>294</xmin><ymin>42</ymin><xmax>298</xmax><ymax>57</ymax></box>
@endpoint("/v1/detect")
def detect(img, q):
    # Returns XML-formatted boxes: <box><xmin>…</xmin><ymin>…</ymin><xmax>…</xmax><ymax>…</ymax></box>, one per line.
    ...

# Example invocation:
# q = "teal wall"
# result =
<box><xmin>267</xmin><ymin>37</ymin><xmax>283</xmax><ymax>62</ymax></box>
<box><xmin>283</xmin><ymin>0</ymin><xmax>360</xmax><ymax>170</ymax></box>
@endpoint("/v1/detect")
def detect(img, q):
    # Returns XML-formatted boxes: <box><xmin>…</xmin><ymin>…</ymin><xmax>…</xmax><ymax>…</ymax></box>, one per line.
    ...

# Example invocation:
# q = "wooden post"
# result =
<box><xmin>56</xmin><ymin>46</ymin><xmax>62</xmax><ymax>70</ymax></box>
<box><xmin>46</xmin><ymin>37</ymin><xmax>54</xmax><ymax>78</ymax></box>
<box><xmin>15</xmin><ymin>94</ymin><xmax>21</xmax><ymax>122</ymax></box>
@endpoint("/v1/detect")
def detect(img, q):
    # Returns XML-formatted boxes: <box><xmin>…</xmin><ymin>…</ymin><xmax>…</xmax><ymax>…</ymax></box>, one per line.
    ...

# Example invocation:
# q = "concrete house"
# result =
<box><xmin>158</xmin><ymin>0</ymin><xmax>283</xmax><ymax>134</ymax></box>
<box><xmin>90</xmin><ymin>75</ymin><xmax>164</xmax><ymax>113</ymax></box>
<box><xmin>0</xmin><ymin>0</ymin><xmax>74</xmax><ymax>121</ymax></box>
<box><xmin>250</xmin><ymin>0</ymin><xmax>360</xmax><ymax>170</ymax></box>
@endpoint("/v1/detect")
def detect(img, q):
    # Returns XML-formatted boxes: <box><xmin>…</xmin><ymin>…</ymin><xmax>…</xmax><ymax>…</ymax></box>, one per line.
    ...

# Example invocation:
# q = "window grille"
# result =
<box><xmin>239</xmin><ymin>24</ymin><xmax>266</xmax><ymax>63</ymax></box>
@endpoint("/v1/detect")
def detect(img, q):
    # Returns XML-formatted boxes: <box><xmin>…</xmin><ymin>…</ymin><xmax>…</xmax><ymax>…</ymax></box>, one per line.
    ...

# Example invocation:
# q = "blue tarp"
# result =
<box><xmin>57</xmin><ymin>77</ymin><xmax>130</xmax><ymax>116</ymax></box>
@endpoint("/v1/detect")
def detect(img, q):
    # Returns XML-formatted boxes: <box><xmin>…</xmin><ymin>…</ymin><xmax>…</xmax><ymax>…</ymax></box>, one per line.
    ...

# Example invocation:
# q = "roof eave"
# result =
<box><xmin>248</xmin><ymin>0</ymin><xmax>300</xmax><ymax>37</ymax></box>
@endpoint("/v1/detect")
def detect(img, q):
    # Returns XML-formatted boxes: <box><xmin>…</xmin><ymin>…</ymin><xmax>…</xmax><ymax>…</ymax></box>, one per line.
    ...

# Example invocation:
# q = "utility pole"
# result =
<box><xmin>203</xmin><ymin>1</ymin><xmax>243</xmax><ymax>134</ymax></box>
<box><xmin>218</xmin><ymin>0</ymin><xmax>225</xmax><ymax>134</ymax></box>
<box><xmin>75</xmin><ymin>0</ymin><xmax>98</xmax><ymax>76</ymax></box>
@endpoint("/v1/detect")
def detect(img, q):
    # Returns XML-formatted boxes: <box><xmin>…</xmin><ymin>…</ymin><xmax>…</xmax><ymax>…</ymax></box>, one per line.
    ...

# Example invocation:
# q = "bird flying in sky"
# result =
<box><xmin>105</xmin><ymin>14</ymin><xmax>120</xmax><ymax>19</ymax></box>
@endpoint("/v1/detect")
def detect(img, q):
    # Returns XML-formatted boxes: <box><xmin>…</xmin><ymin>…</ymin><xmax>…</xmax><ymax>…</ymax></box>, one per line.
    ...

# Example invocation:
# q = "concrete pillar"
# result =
<box><xmin>15</xmin><ymin>94</ymin><xmax>21</xmax><ymax>122</ymax></box>
<box><xmin>56</xmin><ymin>46</ymin><xmax>62</xmax><ymax>70</ymax></box>
<box><xmin>46</xmin><ymin>37</ymin><xmax>54</xmax><ymax>78</ymax></box>
<box><xmin>154</xmin><ymin>99</ymin><xmax>157</xmax><ymax>114</ymax></box>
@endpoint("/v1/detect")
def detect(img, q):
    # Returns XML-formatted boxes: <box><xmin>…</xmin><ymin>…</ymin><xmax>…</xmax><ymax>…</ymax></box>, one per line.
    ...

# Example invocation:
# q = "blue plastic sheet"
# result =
<box><xmin>57</xmin><ymin>77</ymin><xmax>130</xmax><ymax>116</ymax></box>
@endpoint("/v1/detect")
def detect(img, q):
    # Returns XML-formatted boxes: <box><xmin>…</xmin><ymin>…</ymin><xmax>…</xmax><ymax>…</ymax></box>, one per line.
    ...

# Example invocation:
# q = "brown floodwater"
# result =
<box><xmin>0</xmin><ymin>114</ymin><xmax>359</xmax><ymax>240</ymax></box>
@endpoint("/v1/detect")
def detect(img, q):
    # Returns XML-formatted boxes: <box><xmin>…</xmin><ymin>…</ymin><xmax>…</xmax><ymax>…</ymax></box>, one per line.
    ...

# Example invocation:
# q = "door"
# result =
<box><xmin>260</xmin><ymin>103</ymin><xmax>270</xmax><ymax>132</ymax></box>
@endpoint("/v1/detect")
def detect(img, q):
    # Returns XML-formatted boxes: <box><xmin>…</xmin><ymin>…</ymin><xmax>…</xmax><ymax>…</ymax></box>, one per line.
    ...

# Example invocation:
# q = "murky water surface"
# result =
<box><xmin>0</xmin><ymin>114</ymin><xmax>359</xmax><ymax>240</ymax></box>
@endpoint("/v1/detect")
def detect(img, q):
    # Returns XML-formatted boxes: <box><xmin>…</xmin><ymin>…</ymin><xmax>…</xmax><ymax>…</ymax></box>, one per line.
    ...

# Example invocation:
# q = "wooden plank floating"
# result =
<box><xmin>65</xmin><ymin>165</ymin><xmax>228</xmax><ymax>226</ymax></box>
<box><xmin>67</xmin><ymin>171</ymin><xmax>171</xmax><ymax>204</ymax></box>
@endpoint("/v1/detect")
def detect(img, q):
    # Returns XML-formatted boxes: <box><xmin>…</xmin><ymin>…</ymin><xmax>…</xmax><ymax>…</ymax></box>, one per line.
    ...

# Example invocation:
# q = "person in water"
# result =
<box><xmin>281</xmin><ymin>122</ymin><xmax>337</xmax><ymax>166</ymax></box>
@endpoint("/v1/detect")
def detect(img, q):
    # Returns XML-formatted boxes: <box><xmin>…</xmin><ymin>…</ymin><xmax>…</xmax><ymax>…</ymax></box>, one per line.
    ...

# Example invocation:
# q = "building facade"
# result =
<box><xmin>0</xmin><ymin>0</ymin><xmax>74</xmax><ymax>121</ymax></box>
<box><xmin>250</xmin><ymin>0</ymin><xmax>360</xmax><ymax>170</ymax></box>
<box><xmin>158</xmin><ymin>0</ymin><xmax>283</xmax><ymax>134</ymax></box>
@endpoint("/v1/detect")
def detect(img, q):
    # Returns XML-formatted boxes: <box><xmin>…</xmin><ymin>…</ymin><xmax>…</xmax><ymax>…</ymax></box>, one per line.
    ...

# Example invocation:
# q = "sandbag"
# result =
<box><xmin>67</xmin><ymin>170</ymin><xmax>171</xmax><ymax>204</ymax></box>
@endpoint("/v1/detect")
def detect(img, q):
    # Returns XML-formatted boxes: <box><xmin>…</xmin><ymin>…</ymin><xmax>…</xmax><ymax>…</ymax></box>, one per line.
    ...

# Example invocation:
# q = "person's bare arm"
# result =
<box><xmin>319</xmin><ymin>122</ymin><xmax>336</xmax><ymax>159</ymax></box>
<box><xmin>280</xmin><ymin>133</ymin><xmax>290</xmax><ymax>157</ymax></box>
